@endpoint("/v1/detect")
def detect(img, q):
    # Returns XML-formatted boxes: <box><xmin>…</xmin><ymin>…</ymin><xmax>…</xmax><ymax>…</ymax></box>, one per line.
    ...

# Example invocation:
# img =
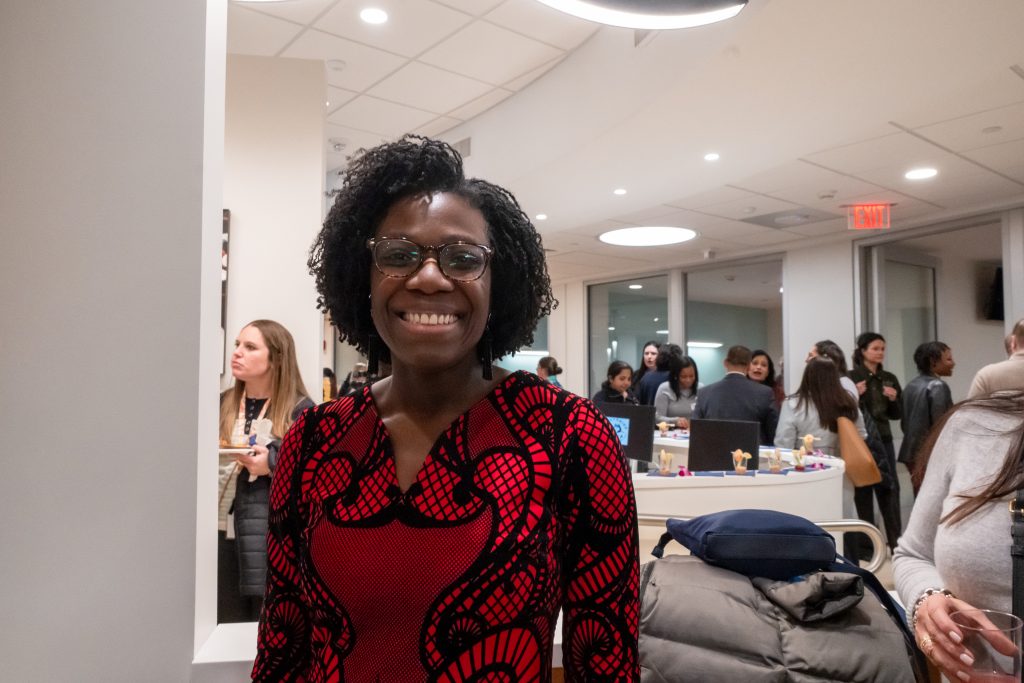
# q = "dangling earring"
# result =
<box><xmin>478</xmin><ymin>325</ymin><xmax>493</xmax><ymax>381</ymax></box>
<box><xmin>368</xmin><ymin>332</ymin><xmax>382</xmax><ymax>376</ymax></box>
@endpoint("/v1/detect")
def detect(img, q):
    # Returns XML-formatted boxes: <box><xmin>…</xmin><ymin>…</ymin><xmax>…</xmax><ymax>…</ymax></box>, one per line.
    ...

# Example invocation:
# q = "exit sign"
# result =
<box><xmin>847</xmin><ymin>203</ymin><xmax>891</xmax><ymax>230</ymax></box>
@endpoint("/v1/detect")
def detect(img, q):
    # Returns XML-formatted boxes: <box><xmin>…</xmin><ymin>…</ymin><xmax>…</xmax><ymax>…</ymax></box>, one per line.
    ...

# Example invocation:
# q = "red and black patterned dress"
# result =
<box><xmin>252</xmin><ymin>370</ymin><xmax>639</xmax><ymax>682</ymax></box>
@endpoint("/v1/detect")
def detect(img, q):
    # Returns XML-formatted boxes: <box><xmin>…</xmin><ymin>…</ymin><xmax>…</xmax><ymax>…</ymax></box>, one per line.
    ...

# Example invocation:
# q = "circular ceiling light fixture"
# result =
<box><xmin>905</xmin><ymin>167</ymin><xmax>938</xmax><ymax>180</ymax></box>
<box><xmin>360</xmin><ymin>7</ymin><xmax>389</xmax><ymax>24</ymax></box>
<box><xmin>600</xmin><ymin>226</ymin><xmax>697</xmax><ymax>246</ymax></box>
<box><xmin>704</xmin><ymin>152</ymin><xmax>720</xmax><ymax>161</ymax></box>
<box><xmin>535</xmin><ymin>0</ymin><xmax>747</xmax><ymax>30</ymax></box>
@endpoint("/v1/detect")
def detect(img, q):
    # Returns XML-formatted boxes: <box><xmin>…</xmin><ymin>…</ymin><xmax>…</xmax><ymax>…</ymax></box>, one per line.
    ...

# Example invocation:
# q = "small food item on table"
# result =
<box><xmin>768</xmin><ymin>447</ymin><xmax>782</xmax><ymax>473</ymax></box>
<box><xmin>657</xmin><ymin>421</ymin><xmax>669</xmax><ymax>435</ymax></box>
<box><xmin>792</xmin><ymin>446</ymin><xmax>806</xmax><ymax>471</ymax></box>
<box><xmin>658</xmin><ymin>449</ymin><xmax>672</xmax><ymax>475</ymax></box>
<box><xmin>731</xmin><ymin>448</ymin><xmax>752</xmax><ymax>474</ymax></box>
<box><xmin>801</xmin><ymin>433</ymin><xmax>816</xmax><ymax>453</ymax></box>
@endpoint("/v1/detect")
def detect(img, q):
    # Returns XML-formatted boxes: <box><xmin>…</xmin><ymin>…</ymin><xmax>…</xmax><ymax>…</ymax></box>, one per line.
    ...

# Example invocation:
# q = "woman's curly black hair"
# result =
<box><xmin>309</xmin><ymin>135</ymin><xmax>556</xmax><ymax>363</ymax></box>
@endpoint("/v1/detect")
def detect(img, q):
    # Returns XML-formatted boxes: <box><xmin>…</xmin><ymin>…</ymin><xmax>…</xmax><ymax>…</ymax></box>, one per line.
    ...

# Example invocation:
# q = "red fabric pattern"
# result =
<box><xmin>252</xmin><ymin>371</ymin><xmax>638</xmax><ymax>682</ymax></box>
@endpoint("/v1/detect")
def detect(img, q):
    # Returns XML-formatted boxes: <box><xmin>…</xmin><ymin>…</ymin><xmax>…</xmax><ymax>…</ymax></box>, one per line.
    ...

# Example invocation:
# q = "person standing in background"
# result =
<box><xmin>900</xmin><ymin>341</ymin><xmax>954</xmax><ymax>495</ymax></box>
<box><xmin>654</xmin><ymin>354</ymin><xmax>701</xmax><ymax>429</ymax></box>
<box><xmin>218</xmin><ymin>319</ymin><xmax>314</xmax><ymax>623</ymax></box>
<box><xmin>631</xmin><ymin>341</ymin><xmax>660</xmax><ymax>395</ymax></box>
<box><xmin>748</xmin><ymin>349</ymin><xmax>784</xmax><ymax>409</ymax></box>
<box><xmin>536</xmin><ymin>355</ymin><xmax>563</xmax><ymax>387</ymax></box>
<box><xmin>968</xmin><ymin>318</ymin><xmax>1024</xmax><ymax>397</ymax></box>
<box><xmin>592</xmin><ymin>360</ymin><xmax>639</xmax><ymax>405</ymax></box>
<box><xmin>692</xmin><ymin>345</ymin><xmax>778</xmax><ymax>444</ymax></box>
<box><xmin>637</xmin><ymin>343</ymin><xmax>683</xmax><ymax>406</ymax></box>
<box><xmin>848</xmin><ymin>332</ymin><xmax>903</xmax><ymax>552</ymax></box>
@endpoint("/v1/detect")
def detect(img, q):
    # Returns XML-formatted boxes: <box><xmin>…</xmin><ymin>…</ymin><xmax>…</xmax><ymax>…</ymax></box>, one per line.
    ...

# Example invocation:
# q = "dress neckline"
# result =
<box><xmin>362</xmin><ymin>371</ymin><xmax>527</xmax><ymax>495</ymax></box>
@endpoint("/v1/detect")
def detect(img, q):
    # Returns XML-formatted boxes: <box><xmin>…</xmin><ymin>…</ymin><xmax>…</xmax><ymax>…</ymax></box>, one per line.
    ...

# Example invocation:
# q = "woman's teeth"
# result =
<box><xmin>403</xmin><ymin>312</ymin><xmax>457</xmax><ymax>326</ymax></box>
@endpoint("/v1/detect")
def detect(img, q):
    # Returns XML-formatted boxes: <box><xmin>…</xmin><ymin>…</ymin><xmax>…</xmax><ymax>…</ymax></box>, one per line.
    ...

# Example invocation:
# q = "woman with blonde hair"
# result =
<box><xmin>218</xmin><ymin>319</ymin><xmax>313</xmax><ymax>622</ymax></box>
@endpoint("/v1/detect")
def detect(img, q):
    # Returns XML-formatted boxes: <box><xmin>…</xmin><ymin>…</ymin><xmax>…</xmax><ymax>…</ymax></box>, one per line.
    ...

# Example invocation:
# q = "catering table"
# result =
<box><xmin>635</xmin><ymin>430</ymin><xmax>845</xmax><ymax>522</ymax></box>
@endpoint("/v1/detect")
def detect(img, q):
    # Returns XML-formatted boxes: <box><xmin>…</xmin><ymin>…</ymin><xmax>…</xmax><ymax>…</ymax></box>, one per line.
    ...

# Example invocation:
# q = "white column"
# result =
<box><xmin>224</xmin><ymin>55</ymin><xmax>326</xmax><ymax>395</ymax></box>
<box><xmin>1003</xmin><ymin>208</ymin><xmax>1024</xmax><ymax>330</ymax></box>
<box><xmin>0</xmin><ymin>0</ymin><xmax>222</xmax><ymax>679</ymax></box>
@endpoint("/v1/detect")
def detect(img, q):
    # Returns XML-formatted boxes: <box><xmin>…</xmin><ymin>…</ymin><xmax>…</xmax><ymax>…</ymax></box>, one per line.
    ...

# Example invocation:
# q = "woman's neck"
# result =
<box><xmin>375</xmin><ymin>359</ymin><xmax>503</xmax><ymax>418</ymax></box>
<box><xmin>862</xmin><ymin>360</ymin><xmax>879</xmax><ymax>374</ymax></box>
<box><xmin>244</xmin><ymin>376</ymin><xmax>272</xmax><ymax>400</ymax></box>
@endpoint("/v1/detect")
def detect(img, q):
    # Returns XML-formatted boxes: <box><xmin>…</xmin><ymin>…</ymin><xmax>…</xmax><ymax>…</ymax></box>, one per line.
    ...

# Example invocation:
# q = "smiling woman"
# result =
<box><xmin>252</xmin><ymin>136</ymin><xmax>640</xmax><ymax>681</ymax></box>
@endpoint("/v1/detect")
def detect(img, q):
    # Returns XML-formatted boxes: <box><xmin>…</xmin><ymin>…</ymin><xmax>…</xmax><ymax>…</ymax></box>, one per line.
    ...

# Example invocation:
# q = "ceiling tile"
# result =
<box><xmin>227</xmin><ymin>5</ymin><xmax>305</xmax><ymax>56</ymax></box>
<box><xmin>698</xmin><ymin>220</ymin><xmax>779</xmax><ymax>241</ymax></box>
<box><xmin>419</xmin><ymin>22</ymin><xmax>563</xmax><ymax>86</ymax></box>
<box><xmin>447</xmin><ymin>87</ymin><xmax>514</xmax><ymax>120</ymax></box>
<box><xmin>546</xmin><ymin>250</ymin><xmax>651</xmax><ymax>269</ymax></box>
<box><xmin>415</xmin><ymin>116</ymin><xmax>463</xmax><ymax>137</ymax></box>
<box><xmin>803</xmin><ymin>132</ymin><xmax>947</xmax><ymax>175</ymax></box>
<box><xmin>502</xmin><ymin>55</ymin><xmax>564</xmax><ymax>91</ymax></box>
<box><xmin>283</xmin><ymin>29</ymin><xmax>407</xmax><ymax>91</ymax></box>
<box><xmin>855</xmin><ymin>155</ymin><xmax>1015</xmax><ymax>205</ymax></box>
<box><xmin>665</xmin><ymin>186</ymin><xmax>759</xmax><ymax>210</ymax></box>
<box><xmin>612</xmin><ymin>204</ymin><xmax>687</xmax><ymax>224</ymax></box>
<box><xmin>314</xmin><ymin>0</ymin><xmax>472</xmax><ymax>58</ymax></box>
<box><xmin>328</xmin><ymin>96</ymin><xmax>437</xmax><ymax>137</ymax></box>
<box><xmin>484</xmin><ymin>0</ymin><xmax>599</xmax><ymax>50</ymax></box>
<box><xmin>962</xmin><ymin>138</ymin><xmax>1024</xmax><ymax>183</ymax></box>
<box><xmin>912</xmin><ymin>100</ymin><xmax>1024</xmax><ymax>152</ymax></box>
<box><xmin>431</xmin><ymin>0</ymin><xmax>505</xmax><ymax>17</ymax></box>
<box><xmin>326</xmin><ymin>85</ymin><xmax>358</xmax><ymax>110</ymax></box>
<box><xmin>734</xmin><ymin>160</ymin><xmax>870</xmax><ymax>196</ymax></box>
<box><xmin>894</xmin><ymin>67</ymin><xmax>1024</xmax><ymax>129</ymax></box>
<box><xmin>324</xmin><ymin>123</ymin><xmax>388</xmax><ymax>156</ymax></box>
<box><xmin>697</xmin><ymin>195</ymin><xmax>801</xmax><ymax>221</ymax></box>
<box><xmin>367</xmin><ymin>61</ymin><xmax>492</xmax><ymax>114</ymax></box>
<box><xmin>782</xmin><ymin>218</ymin><xmax>848</xmax><ymax>237</ymax></box>
<box><xmin>232</xmin><ymin>0</ymin><xmax>335</xmax><ymax>26</ymax></box>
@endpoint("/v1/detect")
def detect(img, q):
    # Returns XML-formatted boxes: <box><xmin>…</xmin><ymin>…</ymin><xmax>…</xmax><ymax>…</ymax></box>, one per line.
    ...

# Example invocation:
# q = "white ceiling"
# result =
<box><xmin>228</xmin><ymin>0</ymin><xmax>1024</xmax><ymax>283</ymax></box>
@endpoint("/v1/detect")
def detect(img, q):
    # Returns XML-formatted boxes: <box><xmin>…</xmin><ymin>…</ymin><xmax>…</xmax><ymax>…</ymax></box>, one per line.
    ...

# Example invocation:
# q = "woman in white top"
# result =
<box><xmin>894</xmin><ymin>391</ymin><xmax>1023</xmax><ymax>682</ymax></box>
<box><xmin>654</xmin><ymin>354</ymin><xmax>701</xmax><ymax>429</ymax></box>
<box><xmin>776</xmin><ymin>357</ymin><xmax>867</xmax><ymax>527</ymax></box>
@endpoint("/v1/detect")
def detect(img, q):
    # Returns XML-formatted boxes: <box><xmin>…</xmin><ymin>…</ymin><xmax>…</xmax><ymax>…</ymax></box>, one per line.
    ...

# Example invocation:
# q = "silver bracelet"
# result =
<box><xmin>910</xmin><ymin>588</ymin><xmax>954</xmax><ymax>634</ymax></box>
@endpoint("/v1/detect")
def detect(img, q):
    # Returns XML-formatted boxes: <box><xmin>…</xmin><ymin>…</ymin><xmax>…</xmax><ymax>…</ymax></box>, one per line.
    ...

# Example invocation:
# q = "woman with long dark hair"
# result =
<box><xmin>849</xmin><ymin>332</ymin><xmax>903</xmax><ymax>551</ymax></box>
<box><xmin>894</xmin><ymin>391</ymin><xmax>1023</xmax><ymax>683</ymax></box>
<box><xmin>654</xmin><ymin>354</ymin><xmax>700</xmax><ymax>429</ymax></box>
<box><xmin>748</xmin><ymin>349</ymin><xmax>784</xmax><ymax>408</ymax></box>
<box><xmin>775</xmin><ymin>356</ymin><xmax>865</xmax><ymax>456</ymax></box>
<box><xmin>631</xmin><ymin>340</ymin><xmax>660</xmax><ymax>393</ymax></box>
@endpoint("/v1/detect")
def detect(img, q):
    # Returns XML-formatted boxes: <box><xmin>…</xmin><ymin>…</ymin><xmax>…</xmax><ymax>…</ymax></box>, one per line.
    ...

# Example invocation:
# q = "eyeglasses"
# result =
<box><xmin>366</xmin><ymin>237</ymin><xmax>493</xmax><ymax>282</ymax></box>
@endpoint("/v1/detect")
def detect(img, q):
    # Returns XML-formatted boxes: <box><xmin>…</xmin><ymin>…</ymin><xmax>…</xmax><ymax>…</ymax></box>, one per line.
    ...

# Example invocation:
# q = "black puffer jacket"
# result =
<box><xmin>234</xmin><ymin>396</ymin><xmax>314</xmax><ymax>596</ymax></box>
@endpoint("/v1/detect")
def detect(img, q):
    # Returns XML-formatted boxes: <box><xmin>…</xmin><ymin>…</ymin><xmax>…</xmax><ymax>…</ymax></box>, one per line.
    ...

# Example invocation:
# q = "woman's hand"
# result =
<box><xmin>237</xmin><ymin>444</ymin><xmax>271</xmax><ymax>477</ymax></box>
<box><xmin>914</xmin><ymin>594</ymin><xmax>981</xmax><ymax>682</ymax></box>
<box><xmin>676</xmin><ymin>417</ymin><xmax>689</xmax><ymax>430</ymax></box>
<box><xmin>856</xmin><ymin>380</ymin><xmax>867</xmax><ymax>396</ymax></box>
<box><xmin>883</xmin><ymin>386</ymin><xmax>898</xmax><ymax>401</ymax></box>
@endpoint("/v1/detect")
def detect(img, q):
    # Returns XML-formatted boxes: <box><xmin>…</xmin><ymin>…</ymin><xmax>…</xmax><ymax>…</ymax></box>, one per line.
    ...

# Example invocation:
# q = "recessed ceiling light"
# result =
<box><xmin>360</xmin><ymin>7</ymin><xmax>388</xmax><ymax>24</ymax></box>
<box><xmin>629</xmin><ymin>284</ymin><xmax>643</xmax><ymax>290</ymax></box>
<box><xmin>613</xmin><ymin>188</ymin><xmax>627</xmax><ymax>195</ymax></box>
<box><xmin>535</xmin><ymin>213</ymin><xmax>548</xmax><ymax>220</ymax></box>
<box><xmin>704</xmin><ymin>152</ymin><xmax>720</xmax><ymax>161</ymax></box>
<box><xmin>779</xmin><ymin>287</ymin><xmax>784</xmax><ymax>293</ymax></box>
<box><xmin>535</xmin><ymin>0</ymin><xmax>747</xmax><ymax>30</ymax></box>
<box><xmin>657</xmin><ymin>330</ymin><xmax>670</xmax><ymax>335</ymax></box>
<box><xmin>600</xmin><ymin>226</ymin><xmax>697</xmax><ymax>246</ymax></box>
<box><xmin>608</xmin><ymin>326</ymin><xmax>616</xmax><ymax>331</ymax></box>
<box><xmin>905</xmin><ymin>167</ymin><xmax>938</xmax><ymax>180</ymax></box>
<box><xmin>653</xmin><ymin>317</ymin><xmax>659</xmax><ymax>322</ymax></box>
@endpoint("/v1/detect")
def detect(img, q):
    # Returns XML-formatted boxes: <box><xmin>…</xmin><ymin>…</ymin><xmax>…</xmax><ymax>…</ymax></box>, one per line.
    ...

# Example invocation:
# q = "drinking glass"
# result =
<box><xmin>950</xmin><ymin>609</ymin><xmax>1022</xmax><ymax>682</ymax></box>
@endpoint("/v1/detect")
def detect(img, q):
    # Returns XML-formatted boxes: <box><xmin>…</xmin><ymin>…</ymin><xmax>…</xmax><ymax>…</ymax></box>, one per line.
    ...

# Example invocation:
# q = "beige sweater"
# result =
<box><xmin>893</xmin><ymin>405</ymin><xmax>1018</xmax><ymax>615</ymax></box>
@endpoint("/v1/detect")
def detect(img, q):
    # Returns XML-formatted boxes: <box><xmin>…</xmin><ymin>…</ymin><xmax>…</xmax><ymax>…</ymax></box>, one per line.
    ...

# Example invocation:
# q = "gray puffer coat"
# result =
<box><xmin>639</xmin><ymin>555</ymin><xmax>916</xmax><ymax>682</ymax></box>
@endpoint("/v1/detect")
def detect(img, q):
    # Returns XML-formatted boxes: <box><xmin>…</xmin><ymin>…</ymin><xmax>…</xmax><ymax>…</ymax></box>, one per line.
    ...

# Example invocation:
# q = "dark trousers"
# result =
<box><xmin>849</xmin><ymin>440</ymin><xmax>902</xmax><ymax>553</ymax></box>
<box><xmin>218</xmin><ymin>531</ymin><xmax>264</xmax><ymax>623</ymax></box>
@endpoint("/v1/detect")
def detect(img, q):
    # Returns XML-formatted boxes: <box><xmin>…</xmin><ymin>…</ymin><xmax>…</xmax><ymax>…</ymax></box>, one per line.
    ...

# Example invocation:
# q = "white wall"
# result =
<box><xmin>0</xmin><ymin>1</ymin><xmax>223</xmax><ymax>680</ymax></box>
<box><xmin>223</xmin><ymin>55</ymin><xmax>326</xmax><ymax>396</ymax></box>
<box><xmin>783</xmin><ymin>242</ymin><xmax>858</xmax><ymax>389</ymax></box>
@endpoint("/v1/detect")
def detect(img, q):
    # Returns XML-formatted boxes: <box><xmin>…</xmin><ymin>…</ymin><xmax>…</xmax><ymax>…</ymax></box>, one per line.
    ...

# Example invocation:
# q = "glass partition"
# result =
<box><xmin>684</xmin><ymin>261</ymin><xmax>783</xmax><ymax>387</ymax></box>
<box><xmin>588</xmin><ymin>275</ymin><xmax>668</xmax><ymax>396</ymax></box>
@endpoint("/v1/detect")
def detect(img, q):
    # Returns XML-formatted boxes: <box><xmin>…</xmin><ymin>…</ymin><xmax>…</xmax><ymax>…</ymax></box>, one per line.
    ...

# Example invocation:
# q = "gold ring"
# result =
<box><xmin>919</xmin><ymin>635</ymin><xmax>934</xmax><ymax>653</ymax></box>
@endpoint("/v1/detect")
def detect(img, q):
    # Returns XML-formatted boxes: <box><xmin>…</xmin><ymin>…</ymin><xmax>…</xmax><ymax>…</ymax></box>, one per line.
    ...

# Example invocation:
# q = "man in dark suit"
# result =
<box><xmin>692</xmin><ymin>345</ymin><xmax>779</xmax><ymax>443</ymax></box>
